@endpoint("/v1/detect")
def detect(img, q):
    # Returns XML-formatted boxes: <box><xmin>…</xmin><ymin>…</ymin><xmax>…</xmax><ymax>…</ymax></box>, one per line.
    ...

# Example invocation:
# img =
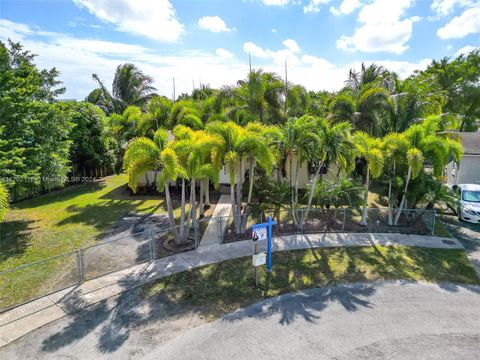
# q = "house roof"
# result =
<box><xmin>457</xmin><ymin>132</ymin><xmax>480</xmax><ymax>155</ymax></box>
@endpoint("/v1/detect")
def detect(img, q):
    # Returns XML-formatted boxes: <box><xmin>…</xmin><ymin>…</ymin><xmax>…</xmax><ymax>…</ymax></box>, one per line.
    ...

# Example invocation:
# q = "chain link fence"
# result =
<box><xmin>0</xmin><ymin>207</ymin><xmax>436</xmax><ymax>312</ymax></box>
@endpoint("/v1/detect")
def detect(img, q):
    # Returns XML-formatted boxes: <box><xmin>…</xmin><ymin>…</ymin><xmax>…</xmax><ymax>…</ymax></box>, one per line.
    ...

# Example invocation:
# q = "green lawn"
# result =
<box><xmin>0</xmin><ymin>175</ymin><xmax>167</xmax><ymax>272</ymax></box>
<box><xmin>142</xmin><ymin>246</ymin><xmax>479</xmax><ymax>319</ymax></box>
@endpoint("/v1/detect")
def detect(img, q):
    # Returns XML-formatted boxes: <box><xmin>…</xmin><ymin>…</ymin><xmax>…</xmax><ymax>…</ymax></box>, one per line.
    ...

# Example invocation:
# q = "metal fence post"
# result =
<box><xmin>342</xmin><ymin>208</ymin><xmax>346</xmax><ymax>231</ymax></box>
<box><xmin>431</xmin><ymin>209</ymin><xmax>436</xmax><ymax>236</ymax></box>
<box><xmin>77</xmin><ymin>249</ymin><xmax>85</xmax><ymax>283</ymax></box>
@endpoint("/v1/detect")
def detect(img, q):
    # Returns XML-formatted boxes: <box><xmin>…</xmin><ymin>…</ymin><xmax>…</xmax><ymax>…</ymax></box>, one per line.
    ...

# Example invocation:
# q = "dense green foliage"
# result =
<box><xmin>0</xmin><ymin>41</ymin><xmax>72</xmax><ymax>198</ymax></box>
<box><xmin>0</xmin><ymin>39</ymin><xmax>477</xmax><ymax>217</ymax></box>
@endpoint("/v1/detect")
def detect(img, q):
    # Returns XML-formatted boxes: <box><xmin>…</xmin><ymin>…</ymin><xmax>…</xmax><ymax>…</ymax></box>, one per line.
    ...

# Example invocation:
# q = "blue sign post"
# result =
<box><xmin>252</xmin><ymin>216</ymin><xmax>276</xmax><ymax>272</ymax></box>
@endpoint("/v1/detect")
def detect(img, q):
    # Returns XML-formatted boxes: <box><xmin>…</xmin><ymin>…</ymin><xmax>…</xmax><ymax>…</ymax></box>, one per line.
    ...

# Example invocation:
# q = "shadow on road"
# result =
<box><xmin>223</xmin><ymin>283</ymin><xmax>375</xmax><ymax>326</ymax></box>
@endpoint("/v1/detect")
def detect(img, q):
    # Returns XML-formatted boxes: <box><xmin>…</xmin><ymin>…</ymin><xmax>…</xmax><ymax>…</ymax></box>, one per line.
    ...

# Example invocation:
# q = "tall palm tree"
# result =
<box><xmin>393</xmin><ymin>120</ymin><xmax>463</xmax><ymax>225</ymax></box>
<box><xmin>137</xmin><ymin>96</ymin><xmax>172</xmax><ymax>137</ymax></box>
<box><xmin>107</xmin><ymin>106</ymin><xmax>144</xmax><ymax>173</ymax></box>
<box><xmin>384</xmin><ymin>77</ymin><xmax>444</xmax><ymax>134</ymax></box>
<box><xmin>381</xmin><ymin>132</ymin><xmax>408</xmax><ymax>225</ymax></box>
<box><xmin>353</xmin><ymin>132</ymin><xmax>384</xmax><ymax>226</ymax></box>
<box><xmin>0</xmin><ymin>182</ymin><xmax>8</xmax><ymax>222</ymax></box>
<box><xmin>331</xmin><ymin>63</ymin><xmax>391</xmax><ymax>136</ymax></box>
<box><xmin>171</xmin><ymin>125</ymin><xmax>222</xmax><ymax>229</ymax></box>
<box><xmin>89</xmin><ymin>63</ymin><xmax>157</xmax><ymax>115</ymax></box>
<box><xmin>280</xmin><ymin>116</ymin><xmax>319</xmax><ymax>221</ymax></box>
<box><xmin>304</xmin><ymin>120</ymin><xmax>355</xmax><ymax>220</ymax></box>
<box><xmin>124</xmin><ymin>129</ymin><xmax>183</xmax><ymax>244</ymax></box>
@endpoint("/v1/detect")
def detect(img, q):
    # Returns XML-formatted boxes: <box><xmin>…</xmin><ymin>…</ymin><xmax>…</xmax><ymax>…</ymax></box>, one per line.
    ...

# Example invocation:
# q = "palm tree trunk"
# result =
<box><xmin>295</xmin><ymin>157</ymin><xmax>300</xmax><ymax>205</ymax></box>
<box><xmin>247</xmin><ymin>157</ymin><xmax>255</xmax><ymax>205</ymax></box>
<box><xmin>304</xmin><ymin>160</ymin><xmax>324</xmax><ymax>222</ymax></box>
<box><xmin>394</xmin><ymin>165</ymin><xmax>411</xmax><ymax>226</ymax></box>
<box><xmin>199</xmin><ymin>179</ymin><xmax>205</xmax><ymax>217</ymax></box>
<box><xmin>179</xmin><ymin>178</ymin><xmax>186</xmax><ymax>241</ymax></box>
<box><xmin>205</xmin><ymin>180</ymin><xmax>210</xmax><ymax>206</ymax></box>
<box><xmin>165</xmin><ymin>184</ymin><xmax>180</xmax><ymax>245</ymax></box>
<box><xmin>230</xmin><ymin>180</ymin><xmax>237</xmax><ymax>234</ymax></box>
<box><xmin>236</xmin><ymin>161</ymin><xmax>244</xmax><ymax>234</ymax></box>
<box><xmin>360</xmin><ymin>167</ymin><xmax>370</xmax><ymax>226</ymax></box>
<box><xmin>387</xmin><ymin>160</ymin><xmax>396</xmax><ymax>226</ymax></box>
<box><xmin>190</xmin><ymin>178</ymin><xmax>196</xmax><ymax>222</ymax></box>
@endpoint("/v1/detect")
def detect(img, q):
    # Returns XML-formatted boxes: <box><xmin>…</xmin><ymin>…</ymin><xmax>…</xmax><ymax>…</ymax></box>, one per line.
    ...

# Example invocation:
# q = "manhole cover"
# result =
<box><xmin>442</xmin><ymin>239</ymin><xmax>456</xmax><ymax>245</ymax></box>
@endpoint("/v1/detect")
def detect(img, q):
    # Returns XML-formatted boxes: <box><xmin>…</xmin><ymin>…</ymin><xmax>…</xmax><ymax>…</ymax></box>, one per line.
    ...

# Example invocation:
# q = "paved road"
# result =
<box><xmin>145</xmin><ymin>282</ymin><xmax>480</xmax><ymax>360</ymax></box>
<box><xmin>2</xmin><ymin>282</ymin><xmax>480</xmax><ymax>360</ymax></box>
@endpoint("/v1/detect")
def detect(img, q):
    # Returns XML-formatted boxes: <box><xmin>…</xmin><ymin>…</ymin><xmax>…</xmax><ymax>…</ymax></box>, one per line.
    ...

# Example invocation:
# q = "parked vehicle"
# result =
<box><xmin>453</xmin><ymin>184</ymin><xmax>480</xmax><ymax>223</ymax></box>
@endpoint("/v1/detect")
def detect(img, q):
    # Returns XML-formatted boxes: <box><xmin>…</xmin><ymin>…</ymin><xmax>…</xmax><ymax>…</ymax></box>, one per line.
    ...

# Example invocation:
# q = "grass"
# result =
<box><xmin>141</xmin><ymin>245</ymin><xmax>479</xmax><ymax>319</ymax></box>
<box><xmin>0</xmin><ymin>175</ymin><xmax>179</xmax><ymax>310</ymax></box>
<box><xmin>0</xmin><ymin>175</ymin><xmax>168</xmax><ymax>271</ymax></box>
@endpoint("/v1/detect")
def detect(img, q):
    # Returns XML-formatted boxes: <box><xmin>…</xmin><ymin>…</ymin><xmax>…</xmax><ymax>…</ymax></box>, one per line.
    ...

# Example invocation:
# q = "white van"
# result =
<box><xmin>453</xmin><ymin>184</ymin><xmax>480</xmax><ymax>224</ymax></box>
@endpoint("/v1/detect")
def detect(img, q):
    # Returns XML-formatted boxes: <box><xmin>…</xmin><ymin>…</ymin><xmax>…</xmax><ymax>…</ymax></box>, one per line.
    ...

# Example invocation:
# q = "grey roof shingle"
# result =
<box><xmin>457</xmin><ymin>132</ymin><xmax>480</xmax><ymax>155</ymax></box>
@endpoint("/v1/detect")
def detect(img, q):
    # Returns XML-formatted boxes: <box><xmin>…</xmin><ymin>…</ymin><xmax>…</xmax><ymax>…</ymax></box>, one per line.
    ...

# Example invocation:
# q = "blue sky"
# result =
<box><xmin>0</xmin><ymin>0</ymin><xmax>479</xmax><ymax>99</ymax></box>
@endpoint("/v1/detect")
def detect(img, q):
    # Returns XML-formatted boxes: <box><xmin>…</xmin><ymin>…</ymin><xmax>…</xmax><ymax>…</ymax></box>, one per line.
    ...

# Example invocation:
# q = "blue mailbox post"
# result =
<box><xmin>252</xmin><ymin>216</ymin><xmax>276</xmax><ymax>272</ymax></box>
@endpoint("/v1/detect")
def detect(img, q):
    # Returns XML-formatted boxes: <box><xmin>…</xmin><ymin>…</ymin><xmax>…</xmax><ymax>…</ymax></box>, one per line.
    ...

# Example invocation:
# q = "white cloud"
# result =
<box><xmin>282</xmin><ymin>39</ymin><xmax>301</xmax><ymax>52</ymax></box>
<box><xmin>216</xmin><ymin>48</ymin><xmax>234</xmax><ymax>59</ymax></box>
<box><xmin>455</xmin><ymin>45</ymin><xmax>478</xmax><ymax>56</ymax></box>
<box><xmin>304</xmin><ymin>0</ymin><xmax>332</xmax><ymax>13</ymax></box>
<box><xmin>243</xmin><ymin>39</ymin><xmax>302</xmax><ymax>65</ymax></box>
<box><xmin>330</xmin><ymin>0</ymin><xmax>362</xmax><ymax>16</ymax></box>
<box><xmin>431</xmin><ymin>0</ymin><xmax>475</xmax><ymax>17</ymax></box>
<box><xmin>0</xmin><ymin>19</ymin><xmax>432</xmax><ymax>100</ymax></box>
<box><xmin>72</xmin><ymin>0</ymin><xmax>183</xmax><ymax>42</ymax></box>
<box><xmin>272</xmin><ymin>28</ymin><xmax>277</xmax><ymax>33</ymax></box>
<box><xmin>337</xmin><ymin>0</ymin><xmax>419</xmax><ymax>54</ymax></box>
<box><xmin>261</xmin><ymin>0</ymin><xmax>291</xmax><ymax>5</ymax></box>
<box><xmin>198</xmin><ymin>16</ymin><xmax>233</xmax><ymax>33</ymax></box>
<box><xmin>437</xmin><ymin>6</ymin><xmax>480</xmax><ymax>39</ymax></box>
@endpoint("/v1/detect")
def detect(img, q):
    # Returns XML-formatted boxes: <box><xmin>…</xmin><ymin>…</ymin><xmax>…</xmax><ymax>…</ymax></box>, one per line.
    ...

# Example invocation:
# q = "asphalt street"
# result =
<box><xmin>2</xmin><ymin>281</ymin><xmax>480</xmax><ymax>359</ymax></box>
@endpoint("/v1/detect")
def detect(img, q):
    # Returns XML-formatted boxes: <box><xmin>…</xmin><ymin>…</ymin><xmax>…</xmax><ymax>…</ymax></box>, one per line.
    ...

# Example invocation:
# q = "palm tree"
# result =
<box><xmin>384</xmin><ymin>76</ymin><xmax>444</xmax><ymax>134</ymax></box>
<box><xmin>107</xmin><ymin>106</ymin><xmax>144</xmax><ymax>173</ymax></box>
<box><xmin>124</xmin><ymin>129</ymin><xmax>183</xmax><ymax>244</ymax></box>
<box><xmin>304</xmin><ymin>120</ymin><xmax>355</xmax><ymax>220</ymax></box>
<box><xmin>88</xmin><ymin>63</ymin><xmax>157</xmax><ymax>115</ymax></box>
<box><xmin>393</xmin><ymin>119</ymin><xmax>463</xmax><ymax>225</ymax></box>
<box><xmin>353</xmin><ymin>132</ymin><xmax>384</xmax><ymax>226</ymax></box>
<box><xmin>331</xmin><ymin>63</ymin><xmax>391</xmax><ymax>136</ymax></box>
<box><xmin>279</xmin><ymin>116</ymin><xmax>319</xmax><ymax>221</ymax></box>
<box><xmin>0</xmin><ymin>182</ymin><xmax>8</xmax><ymax>222</ymax></box>
<box><xmin>171</xmin><ymin>125</ymin><xmax>222</xmax><ymax>228</ymax></box>
<box><xmin>137</xmin><ymin>96</ymin><xmax>172</xmax><ymax>137</ymax></box>
<box><xmin>381</xmin><ymin>132</ymin><xmax>408</xmax><ymax>225</ymax></box>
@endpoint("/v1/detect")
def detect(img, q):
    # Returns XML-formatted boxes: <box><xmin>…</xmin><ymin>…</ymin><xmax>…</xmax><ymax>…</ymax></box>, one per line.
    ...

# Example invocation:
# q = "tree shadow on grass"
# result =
<box><xmin>56</xmin><ymin>201</ymin><xmax>161</xmax><ymax>240</ymax></box>
<box><xmin>0</xmin><ymin>219</ymin><xmax>36</xmax><ymax>264</ymax></box>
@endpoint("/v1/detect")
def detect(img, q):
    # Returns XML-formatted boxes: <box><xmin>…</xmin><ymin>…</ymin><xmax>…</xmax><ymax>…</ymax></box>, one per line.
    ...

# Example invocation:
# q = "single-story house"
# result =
<box><xmin>446</xmin><ymin>132</ymin><xmax>480</xmax><ymax>186</ymax></box>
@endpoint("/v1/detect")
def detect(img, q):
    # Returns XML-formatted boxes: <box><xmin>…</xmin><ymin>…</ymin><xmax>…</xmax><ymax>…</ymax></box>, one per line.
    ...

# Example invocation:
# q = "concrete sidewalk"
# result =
<box><xmin>199</xmin><ymin>194</ymin><xmax>232</xmax><ymax>247</ymax></box>
<box><xmin>0</xmin><ymin>232</ymin><xmax>463</xmax><ymax>347</ymax></box>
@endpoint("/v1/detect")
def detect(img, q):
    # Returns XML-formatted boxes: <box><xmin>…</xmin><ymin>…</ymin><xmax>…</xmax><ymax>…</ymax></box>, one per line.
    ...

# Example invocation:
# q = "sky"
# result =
<box><xmin>0</xmin><ymin>0</ymin><xmax>479</xmax><ymax>100</ymax></box>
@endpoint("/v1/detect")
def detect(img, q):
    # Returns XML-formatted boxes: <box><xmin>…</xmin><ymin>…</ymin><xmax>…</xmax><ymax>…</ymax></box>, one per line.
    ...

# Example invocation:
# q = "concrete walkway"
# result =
<box><xmin>0</xmin><ymin>232</ymin><xmax>463</xmax><ymax>348</ymax></box>
<box><xmin>199</xmin><ymin>194</ymin><xmax>232</xmax><ymax>247</ymax></box>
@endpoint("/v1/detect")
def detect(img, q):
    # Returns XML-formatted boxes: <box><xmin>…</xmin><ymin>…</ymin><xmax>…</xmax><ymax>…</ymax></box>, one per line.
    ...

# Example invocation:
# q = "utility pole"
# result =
<box><xmin>249</xmin><ymin>52</ymin><xmax>252</xmax><ymax>73</ymax></box>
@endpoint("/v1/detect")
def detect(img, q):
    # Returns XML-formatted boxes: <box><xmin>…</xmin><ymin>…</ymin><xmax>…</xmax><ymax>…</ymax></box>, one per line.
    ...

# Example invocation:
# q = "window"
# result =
<box><xmin>462</xmin><ymin>191</ymin><xmax>480</xmax><ymax>203</ymax></box>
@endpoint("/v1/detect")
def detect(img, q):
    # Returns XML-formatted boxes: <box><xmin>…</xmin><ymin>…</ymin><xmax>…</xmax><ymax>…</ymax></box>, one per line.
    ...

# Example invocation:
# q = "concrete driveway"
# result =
<box><xmin>2</xmin><ymin>282</ymin><xmax>480</xmax><ymax>360</ymax></box>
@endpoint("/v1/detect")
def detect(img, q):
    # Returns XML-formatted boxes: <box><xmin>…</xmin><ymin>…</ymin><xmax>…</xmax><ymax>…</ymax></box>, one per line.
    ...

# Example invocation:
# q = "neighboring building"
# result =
<box><xmin>446</xmin><ymin>132</ymin><xmax>480</xmax><ymax>186</ymax></box>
